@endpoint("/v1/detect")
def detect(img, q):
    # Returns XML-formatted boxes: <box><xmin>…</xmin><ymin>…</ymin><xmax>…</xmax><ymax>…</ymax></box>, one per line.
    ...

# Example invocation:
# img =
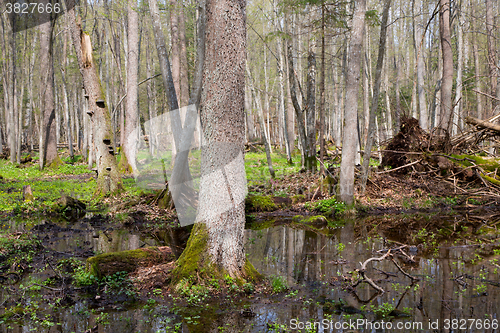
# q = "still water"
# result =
<box><xmin>1</xmin><ymin>213</ymin><xmax>499</xmax><ymax>332</ymax></box>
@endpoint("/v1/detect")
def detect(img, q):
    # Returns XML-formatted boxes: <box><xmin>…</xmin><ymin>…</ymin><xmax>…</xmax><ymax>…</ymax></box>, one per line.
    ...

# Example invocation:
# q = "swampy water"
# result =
<box><xmin>1</xmin><ymin>212</ymin><xmax>500</xmax><ymax>332</ymax></box>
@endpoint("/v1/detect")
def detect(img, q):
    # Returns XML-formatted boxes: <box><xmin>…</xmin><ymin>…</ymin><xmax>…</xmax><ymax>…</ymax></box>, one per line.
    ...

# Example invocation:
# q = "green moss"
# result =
<box><xmin>305</xmin><ymin>197</ymin><xmax>345</xmax><ymax>216</ymax></box>
<box><xmin>247</xmin><ymin>218</ymin><xmax>276</xmax><ymax>230</ymax></box>
<box><xmin>47</xmin><ymin>155</ymin><xmax>64</xmax><ymax>168</ymax></box>
<box><xmin>245</xmin><ymin>195</ymin><xmax>277</xmax><ymax>212</ymax></box>
<box><xmin>118</xmin><ymin>152</ymin><xmax>133</xmax><ymax>174</ymax></box>
<box><xmin>87</xmin><ymin>247</ymin><xmax>173</xmax><ymax>278</ymax></box>
<box><xmin>292</xmin><ymin>215</ymin><xmax>328</xmax><ymax>225</ymax></box>
<box><xmin>170</xmin><ymin>223</ymin><xmax>211</xmax><ymax>285</ymax></box>
<box><xmin>291</xmin><ymin>194</ymin><xmax>306</xmax><ymax>204</ymax></box>
<box><xmin>170</xmin><ymin>223</ymin><xmax>262</xmax><ymax>287</ymax></box>
<box><xmin>451</xmin><ymin>154</ymin><xmax>500</xmax><ymax>171</ymax></box>
<box><xmin>242</xmin><ymin>259</ymin><xmax>262</xmax><ymax>282</ymax></box>
<box><xmin>481</xmin><ymin>174</ymin><xmax>500</xmax><ymax>186</ymax></box>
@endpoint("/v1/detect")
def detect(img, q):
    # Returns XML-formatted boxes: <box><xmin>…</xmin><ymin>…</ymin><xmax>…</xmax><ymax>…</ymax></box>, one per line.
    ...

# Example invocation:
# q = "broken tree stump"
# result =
<box><xmin>22</xmin><ymin>185</ymin><xmax>34</xmax><ymax>202</ymax></box>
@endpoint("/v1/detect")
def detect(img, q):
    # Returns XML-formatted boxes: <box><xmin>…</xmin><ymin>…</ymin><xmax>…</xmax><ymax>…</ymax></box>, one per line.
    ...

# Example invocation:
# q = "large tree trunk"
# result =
<box><xmin>171</xmin><ymin>0</ymin><xmax>257</xmax><ymax>282</ymax></box>
<box><xmin>39</xmin><ymin>3</ymin><xmax>60</xmax><ymax>168</ymax></box>
<box><xmin>338</xmin><ymin>0</ymin><xmax>365</xmax><ymax>205</ymax></box>
<box><xmin>438</xmin><ymin>0</ymin><xmax>453</xmax><ymax>132</ymax></box>
<box><xmin>66</xmin><ymin>3</ymin><xmax>123</xmax><ymax>196</ymax></box>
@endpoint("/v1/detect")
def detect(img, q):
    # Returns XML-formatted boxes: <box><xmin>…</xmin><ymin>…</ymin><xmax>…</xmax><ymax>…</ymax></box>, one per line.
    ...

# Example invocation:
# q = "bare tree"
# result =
<box><xmin>338</xmin><ymin>0</ymin><xmax>365</xmax><ymax>205</ymax></box>
<box><xmin>66</xmin><ymin>3</ymin><xmax>123</xmax><ymax>196</ymax></box>
<box><xmin>121</xmin><ymin>0</ymin><xmax>139</xmax><ymax>174</ymax></box>
<box><xmin>40</xmin><ymin>1</ymin><xmax>60</xmax><ymax>168</ymax></box>
<box><xmin>438</xmin><ymin>0</ymin><xmax>453</xmax><ymax>132</ymax></box>
<box><xmin>360</xmin><ymin>0</ymin><xmax>391</xmax><ymax>194</ymax></box>
<box><xmin>485</xmin><ymin>0</ymin><xmax>497</xmax><ymax>111</ymax></box>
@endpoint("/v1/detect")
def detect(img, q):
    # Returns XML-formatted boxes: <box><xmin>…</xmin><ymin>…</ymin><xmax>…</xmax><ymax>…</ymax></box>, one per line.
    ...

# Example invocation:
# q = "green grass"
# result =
<box><xmin>244</xmin><ymin>151</ymin><xmax>301</xmax><ymax>185</ymax></box>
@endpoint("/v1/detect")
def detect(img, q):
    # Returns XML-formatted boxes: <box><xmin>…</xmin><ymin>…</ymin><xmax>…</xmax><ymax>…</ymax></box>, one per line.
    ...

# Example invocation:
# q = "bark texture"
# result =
<box><xmin>173</xmin><ymin>0</ymin><xmax>251</xmax><ymax>279</ymax></box>
<box><xmin>338</xmin><ymin>0</ymin><xmax>365</xmax><ymax>205</ymax></box>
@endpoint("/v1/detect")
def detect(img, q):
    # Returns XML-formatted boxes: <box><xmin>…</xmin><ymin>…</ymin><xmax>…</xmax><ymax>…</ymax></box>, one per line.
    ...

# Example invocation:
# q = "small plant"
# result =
<box><xmin>73</xmin><ymin>265</ymin><xmax>97</xmax><ymax>287</ymax></box>
<box><xmin>271</xmin><ymin>275</ymin><xmax>288</xmax><ymax>293</ymax></box>
<box><xmin>95</xmin><ymin>312</ymin><xmax>110</xmax><ymax>326</ymax></box>
<box><xmin>371</xmin><ymin>302</ymin><xmax>395</xmax><ymax>319</ymax></box>
<box><xmin>242</xmin><ymin>282</ymin><xmax>255</xmax><ymax>294</ymax></box>
<box><xmin>305</xmin><ymin>197</ymin><xmax>345</xmax><ymax>216</ymax></box>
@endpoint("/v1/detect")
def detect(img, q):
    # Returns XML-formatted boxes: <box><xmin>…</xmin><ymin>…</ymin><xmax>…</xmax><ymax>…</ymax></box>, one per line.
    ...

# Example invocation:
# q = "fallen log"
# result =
<box><xmin>465</xmin><ymin>116</ymin><xmax>500</xmax><ymax>133</ymax></box>
<box><xmin>87</xmin><ymin>246</ymin><xmax>175</xmax><ymax>278</ymax></box>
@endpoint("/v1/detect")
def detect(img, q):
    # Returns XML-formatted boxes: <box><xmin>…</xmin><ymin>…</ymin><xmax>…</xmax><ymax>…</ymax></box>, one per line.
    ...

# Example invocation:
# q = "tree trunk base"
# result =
<box><xmin>169</xmin><ymin>223</ymin><xmax>262</xmax><ymax>287</ymax></box>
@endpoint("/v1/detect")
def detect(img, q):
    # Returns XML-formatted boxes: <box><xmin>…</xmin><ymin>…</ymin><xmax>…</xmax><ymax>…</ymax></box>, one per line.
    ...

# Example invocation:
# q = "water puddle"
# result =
<box><xmin>1</xmin><ymin>212</ymin><xmax>499</xmax><ymax>332</ymax></box>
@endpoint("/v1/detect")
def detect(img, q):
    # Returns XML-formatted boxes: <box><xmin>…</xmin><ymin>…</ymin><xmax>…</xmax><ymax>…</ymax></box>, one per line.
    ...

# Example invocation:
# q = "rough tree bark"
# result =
<box><xmin>66</xmin><ymin>2</ymin><xmax>123</xmax><ymax>196</ymax></box>
<box><xmin>171</xmin><ymin>0</ymin><xmax>259</xmax><ymax>282</ymax></box>
<box><xmin>338</xmin><ymin>0</ymin><xmax>365</xmax><ymax>205</ymax></box>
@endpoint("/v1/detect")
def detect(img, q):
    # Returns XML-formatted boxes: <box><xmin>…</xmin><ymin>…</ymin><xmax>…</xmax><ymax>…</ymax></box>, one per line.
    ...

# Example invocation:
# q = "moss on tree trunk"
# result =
<box><xmin>170</xmin><ymin>223</ymin><xmax>261</xmax><ymax>286</ymax></box>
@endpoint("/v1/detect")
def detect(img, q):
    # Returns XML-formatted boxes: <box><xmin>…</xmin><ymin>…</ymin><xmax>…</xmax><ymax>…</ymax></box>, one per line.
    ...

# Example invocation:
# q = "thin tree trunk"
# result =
<box><xmin>452</xmin><ymin>8</ymin><xmax>464</xmax><ymax>136</ymax></box>
<box><xmin>305</xmin><ymin>49</ymin><xmax>316</xmax><ymax>172</ymax></box>
<box><xmin>178</xmin><ymin>4</ymin><xmax>190</xmax><ymax>106</ymax></box>
<box><xmin>486</xmin><ymin>0</ymin><xmax>497</xmax><ymax>111</ymax></box>
<box><xmin>414</xmin><ymin>0</ymin><xmax>428</xmax><ymax>129</ymax></box>
<box><xmin>287</xmin><ymin>43</ymin><xmax>308</xmax><ymax>169</ymax></box>
<box><xmin>40</xmin><ymin>4</ymin><xmax>59</xmax><ymax>167</ymax></box>
<box><xmin>273</xmin><ymin>0</ymin><xmax>291</xmax><ymax>163</ymax></box>
<box><xmin>338</xmin><ymin>0</ymin><xmax>365</xmax><ymax>205</ymax></box>
<box><xmin>439</xmin><ymin>0</ymin><xmax>453</xmax><ymax>132</ymax></box>
<box><xmin>246</xmin><ymin>65</ymin><xmax>275</xmax><ymax>178</ymax></box>
<box><xmin>360</xmin><ymin>0</ymin><xmax>391</xmax><ymax>194</ymax></box>
<box><xmin>319</xmin><ymin>4</ymin><xmax>326</xmax><ymax>174</ymax></box>
<box><xmin>122</xmin><ymin>0</ymin><xmax>139</xmax><ymax>173</ymax></box>
<box><xmin>170</xmin><ymin>0</ymin><xmax>181</xmax><ymax>104</ymax></box>
<box><xmin>471</xmin><ymin>2</ymin><xmax>483</xmax><ymax>119</ymax></box>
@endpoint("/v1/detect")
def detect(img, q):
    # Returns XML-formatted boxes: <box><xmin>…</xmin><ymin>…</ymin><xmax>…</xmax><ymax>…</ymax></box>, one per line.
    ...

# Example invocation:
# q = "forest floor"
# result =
<box><xmin>2</xmin><ymin>146</ymin><xmax>500</xmax><ymax>331</ymax></box>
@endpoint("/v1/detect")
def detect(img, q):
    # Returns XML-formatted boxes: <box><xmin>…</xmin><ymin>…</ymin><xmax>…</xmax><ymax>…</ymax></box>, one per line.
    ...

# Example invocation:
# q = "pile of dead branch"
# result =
<box><xmin>380</xmin><ymin>116</ymin><xmax>500</xmax><ymax>197</ymax></box>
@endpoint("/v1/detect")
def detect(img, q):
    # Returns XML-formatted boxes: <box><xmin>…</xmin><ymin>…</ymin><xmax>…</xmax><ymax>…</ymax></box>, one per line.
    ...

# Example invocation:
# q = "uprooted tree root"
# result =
<box><xmin>380</xmin><ymin>116</ymin><xmax>500</xmax><ymax>198</ymax></box>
